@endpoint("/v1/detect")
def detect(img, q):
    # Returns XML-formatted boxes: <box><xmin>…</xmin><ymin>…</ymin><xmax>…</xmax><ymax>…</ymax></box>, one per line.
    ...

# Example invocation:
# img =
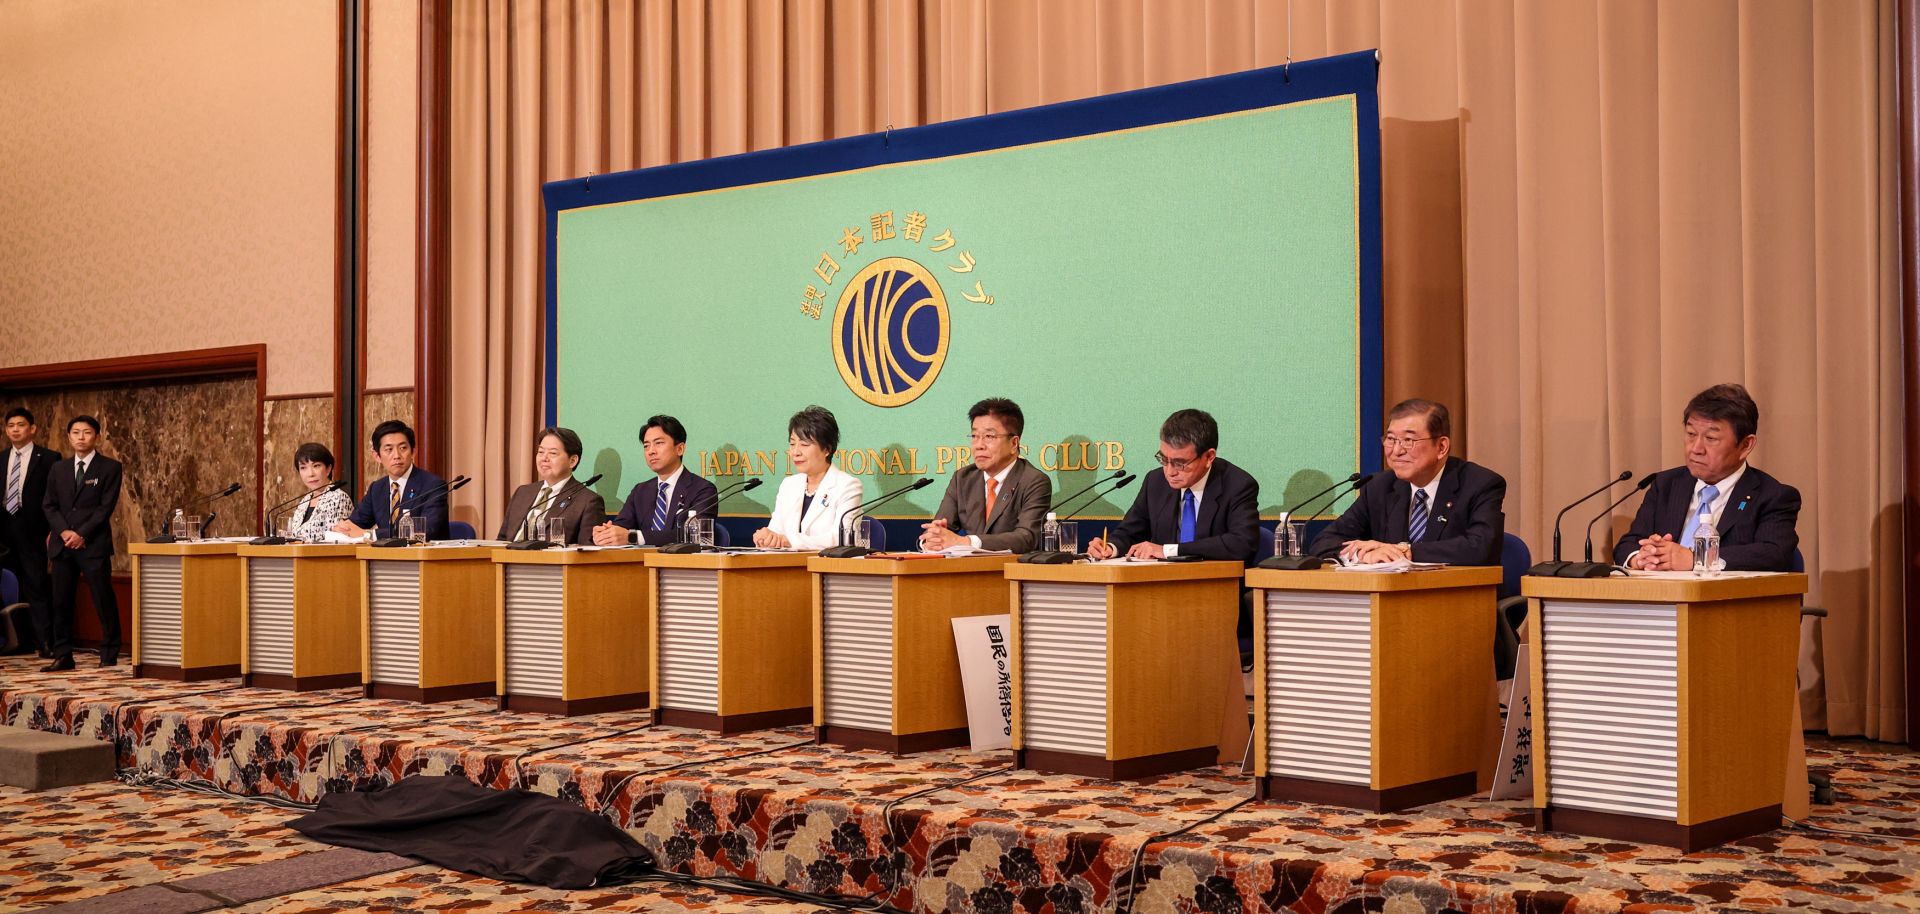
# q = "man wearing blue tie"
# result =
<box><xmin>332</xmin><ymin>420</ymin><xmax>451</xmax><ymax>541</ymax></box>
<box><xmin>1615</xmin><ymin>384</ymin><xmax>1800</xmax><ymax>571</ymax></box>
<box><xmin>593</xmin><ymin>415</ymin><xmax>719</xmax><ymax>546</ymax></box>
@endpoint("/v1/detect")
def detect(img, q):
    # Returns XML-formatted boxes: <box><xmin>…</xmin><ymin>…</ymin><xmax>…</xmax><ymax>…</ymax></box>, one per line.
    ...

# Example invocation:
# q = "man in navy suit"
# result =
<box><xmin>41</xmin><ymin>415</ymin><xmax>123</xmax><ymax>671</ymax></box>
<box><xmin>1085</xmin><ymin>408</ymin><xmax>1262</xmax><ymax>565</ymax></box>
<box><xmin>1615</xmin><ymin>383</ymin><xmax>1800</xmax><ymax>571</ymax></box>
<box><xmin>593</xmin><ymin>415</ymin><xmax>718</xmax><ymax>546</ymax></box>
<box><xmin>1</xmin><ymin>408</ymin><xmax>60</xmax><ymax>656</ymax></box>
<box><xmin>1310</xmin><ymin>399</ymin><xmax>1507</xmax><ymax>566</ymax></box>
<box><xmin>333</xmin><ymin>420</ymin><xmax>451</xmax><ymax>541</ymax></box>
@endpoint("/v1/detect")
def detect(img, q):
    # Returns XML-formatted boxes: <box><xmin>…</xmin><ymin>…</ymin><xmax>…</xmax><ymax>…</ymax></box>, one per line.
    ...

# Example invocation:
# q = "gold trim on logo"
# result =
<box><xmin>830</xmin><ymin>256</ymin><xmax>950</xmax><ymax>408</ymax></box>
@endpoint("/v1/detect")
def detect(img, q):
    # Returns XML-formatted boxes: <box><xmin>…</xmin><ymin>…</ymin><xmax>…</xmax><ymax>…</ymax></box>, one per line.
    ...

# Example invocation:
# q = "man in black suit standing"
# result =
<box><xmin>1311</xmin><ymin>399</ymin><xmax>1507</xmax><ymax>566</ymax></box>
<box><xmin>41</xmin><ymin>415</ymin><xmax>123</xmax><ymax>671</ymax></box>
<box><xmin>593</xmin><ymin>415</ymin><xmax>718</xmax><ymax>546</ymax></box>
<box><xmin>1614</xmin><ymin>383</ymin><xmax>1800</xmax><ymax>571</ymax></box>
<box><xmin>1</xmin><ymin>408</ymin><xmax>59</xmax><ymax>656</ymax></box>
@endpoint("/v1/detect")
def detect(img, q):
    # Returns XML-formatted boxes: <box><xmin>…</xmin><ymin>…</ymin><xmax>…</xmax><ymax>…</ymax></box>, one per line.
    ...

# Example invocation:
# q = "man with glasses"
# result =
<box><xmin>1086</xmin><ymin>408</ymin><xmax>1261</xmax><ymax>564</ymax></box>
<box><xmin>919</xmin><ymin>398</ymin><xmax>1051</xmax><ymax>552</ymax></box>
<box><xmin>1311</xmin><ymin>399</ymin><xmax>1506</xmax><ymax>565</ymax></box>
<box><xmin>1614</xmin><ymin>383</ymin><xmax>1798</xmax><ymax>571</ymax></box>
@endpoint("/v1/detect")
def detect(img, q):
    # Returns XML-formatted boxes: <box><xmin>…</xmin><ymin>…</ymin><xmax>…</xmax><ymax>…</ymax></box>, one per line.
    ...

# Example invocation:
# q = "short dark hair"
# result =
<box><xmin>293</xmin><ymin>442</ymin><xmax>335</xmax><ymax>471</ymax></box>
<box><xmin>536</xmin><ymin>426</ymin><xmax>583</xmax><ymax>459</ymax></box>
<box><xmin>1159</xmin><ymin>408</ymin><xmax>1218</xmax><ymax>454</ymax></box>
<box><xmin>4</xmin><ymin>407</ymin><xmax>34</xmax><ymax>426</ymax></box>
<box><xmin>641</xmin><ymin>415</ymin><xmax>687</xmax><ymax>446</ymax></box>
<box><xmin>370</xmin><ymin>419</ymin><xmax>415</xmax><ymax>451</ymax></box>
<box><xmin>968</xmin><ymin>397</ymin><xmax>1024</xmax><ymax>438</ymax></box>
<box><xmin>788</xmin><ymin>406</ymin><xmax>840</xmax><ymax>457</ymax></box>
<box><xmin>1387</xmin><ymin>398</ymin><xmax>1451</xmax><ymax>439</ymax></box>
<box><xmin>1684</xmin><ymin>383</ymin><xmax>1759</xmax><ymax>440</ymax></box>
<box><xmin>67</xmin><ymin>415</ymin><xmax>100</xmax><ymax>434</ymax></box>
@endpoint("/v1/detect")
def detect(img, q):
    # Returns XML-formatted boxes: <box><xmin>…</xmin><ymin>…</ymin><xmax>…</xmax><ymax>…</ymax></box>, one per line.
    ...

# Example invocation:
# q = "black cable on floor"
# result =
<box><xmin>1112</xmin><ymin>795</ymin><xmax>1258</xmax><ymax>914</ymax></box>
<box><xmin>507</xmin><ymin>720</ymin><xmax>656</xmax><ymax>791</ymax></box>
<box><xmin>855</xmin><ymin>763</ymin><xmax>1017</xmax><ymax>910</ymax></box>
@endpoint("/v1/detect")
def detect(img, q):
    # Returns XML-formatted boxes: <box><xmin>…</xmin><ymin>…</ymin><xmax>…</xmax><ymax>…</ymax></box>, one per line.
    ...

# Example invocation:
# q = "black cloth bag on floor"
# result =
<box><xmin>289</xmin><ymin>775</ymin><xmax>654</xmax><ymax>889</ymax></box>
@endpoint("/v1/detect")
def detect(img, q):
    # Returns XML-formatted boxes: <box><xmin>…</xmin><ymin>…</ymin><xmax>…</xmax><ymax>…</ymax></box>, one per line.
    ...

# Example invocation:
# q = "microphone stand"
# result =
<box><xmin>1555</xmin><ymin>475</ymin><xmax>1655</xmax><ymax>578</ymax></box>
<box><xmin>504</xmin><ymin>473</ymin><xmax>605</xmax><ymax>550</ymax></box>
<box><xmin>1526</xmin><ymin>470</ymin><xmax>1632</xmax><ymax>576</ymax></box>
<box><xmin>1258</xmin><ymin>475</ymin><xmax>1369</xmax><ymax>569</ymax></box>
<box><xmin>1018</xmin><ymin>473</ymin><xmax>1138</xmax><ymax>564</ymax></box>
<box><xmin>371</xmin><ymin>475</ymin><xmax>469</xmax><ymax>547</ymax></box>
<box><xmin>821</xmin><ymin>478</ymin><xmax>932</xmax><ymax>558</ymax></box>
<box><xmin>147</xmin><ymin>482</ymin><xmax>241</xmax><ymax>543</ymax></box>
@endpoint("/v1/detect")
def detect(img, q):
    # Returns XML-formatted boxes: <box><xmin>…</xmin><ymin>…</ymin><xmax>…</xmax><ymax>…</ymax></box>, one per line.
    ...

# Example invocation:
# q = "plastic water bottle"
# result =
<box><xmin>1041</xmin><ymin>512</ymin><xmax>1060</xmax><ymax>552</ymax></box>
<box><xmin>1692</xmin><ymin>517</ymin><xmax>1722</xmax><ymax>574</ymax></box>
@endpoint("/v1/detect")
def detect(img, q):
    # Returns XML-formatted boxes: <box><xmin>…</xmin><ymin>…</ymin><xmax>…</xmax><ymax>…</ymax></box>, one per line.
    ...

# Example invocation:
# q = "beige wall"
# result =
<box><xmin>366</xmin><ymin>0</ymin><xmax>420</xmax><ymax>390</ymax></box>
<box><xmin>0</xmin><ymin>0</ymin><xmax>337</xmax><ymax>395</ymax></box>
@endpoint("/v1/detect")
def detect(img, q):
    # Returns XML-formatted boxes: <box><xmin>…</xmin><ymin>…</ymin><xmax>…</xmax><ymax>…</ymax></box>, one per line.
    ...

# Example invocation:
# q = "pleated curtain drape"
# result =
<box><xmin>448</xmin><ymin>0</ymin><xmax>1905</xmax><ymax>741</ymax></box>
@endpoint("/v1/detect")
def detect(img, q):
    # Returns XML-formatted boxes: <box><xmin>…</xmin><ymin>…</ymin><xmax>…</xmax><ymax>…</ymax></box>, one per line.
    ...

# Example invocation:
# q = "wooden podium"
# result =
<box><xmin>810</xmin><ymin>554</ymin><xmax>1014</xmax><ymax>752</ymax></box>
<box><xmin>649</xmin><ymin>551</ymin><xmax>812</xmax><ymax>732</ymax></box>
<box><xmin>129</xmin><ymin>542</ymin><xmax>243</xmax><ymax>681</ymax></box>
<box><xmin>359</xmin><ymin>546</ymin><xmax>496</xmax><ymax>702</ymax></box>
<box><xmin>494</xmin><ymin>548</ymin><xmax>650</xmax><ymax>715</ymax></box>
<box><xmin>237</xmin><ymin>544</ymin><xmax>362</xmax><ymax>690</ymax></box>
<box><xmin>1524</xmin><ymin>572</ymin><xmax>1806</xmax><ymax>850</ymax></box>
<box><xmin>1246</xmin><ymin>566</ymin><xmax>1499</xmax><ymax>811</ymax></box>
<box><xmin>1006</xmin><ymin>560</ymin><xmax>1243</xmax><ymax>779</ymax></box>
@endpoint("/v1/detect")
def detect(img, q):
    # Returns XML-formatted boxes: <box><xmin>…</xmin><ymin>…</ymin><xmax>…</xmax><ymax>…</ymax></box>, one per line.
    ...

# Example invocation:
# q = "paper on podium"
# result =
<box><xmin>1333</xmin><ymin>559</ymin><xmax>1448</xmax><ymax>573</ymax></box>
<box><xmin>940</xmin><ymin>546</ymin><xmax>1012</xmax><ymax>556</ymax></box>
<box><xmin>318</xmin><ymin>531</ymin><xmax>367</xmax><ymax>545</ymax></box>
<box><xmin>1624</xmin><ymin>569</ymin><xmax>1783</xmax><ymax>579</ymax></box>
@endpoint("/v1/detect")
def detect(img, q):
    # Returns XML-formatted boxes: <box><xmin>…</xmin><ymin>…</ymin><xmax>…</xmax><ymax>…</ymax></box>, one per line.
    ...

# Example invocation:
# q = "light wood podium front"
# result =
<box><xmin>493</xmin><ymin>548</ymin><xmax>650</xmax><ymax>716</ymax></box>
<box><xmin>810</xmin><ymin>554</ymin><xmax>1014</xmax><ymax>753</ymax></box>
<box><xmin>359</xmin><ymin>546</ymin><xmax>496</xmax><ymax>703</ymax></box>
<box><xmin>649</xmin><ymin>551</ymin><xmax>812</xmax><ymax>732</ymax></box>
<box><xmin>1246</xmin><ymin>566</ymin><xmax>1498</xmax><ymax>811</ymax></box>
<box><xmin>1006</xmin><ymin>560</ymin><xmax>1243</xmax><ymax>779</ymax></box>
<box><xmin>129</xmin><ymin>542</ymin><xmax>243</xmax><ymax>681</ymax></box>
<box><xmin>1524</xmin><ymin>572</ymin><xmax>1806</xmax><ymax>851</ymax></box>
<box><xmin>237</xmin><ymin>544</ymin><xmax>362</xmax><ymax>691</ymax></box>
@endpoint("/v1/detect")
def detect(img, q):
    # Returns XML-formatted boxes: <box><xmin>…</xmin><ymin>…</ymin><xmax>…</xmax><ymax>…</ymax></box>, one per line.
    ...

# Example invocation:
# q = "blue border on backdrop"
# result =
<box><xmin>543</xmin><ymin>49</ymin><xmax>1385</xmax><ymax>478</ymax></box>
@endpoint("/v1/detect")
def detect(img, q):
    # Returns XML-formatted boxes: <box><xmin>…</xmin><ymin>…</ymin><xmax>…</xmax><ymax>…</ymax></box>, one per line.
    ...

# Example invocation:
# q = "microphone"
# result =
<box><xmin>148</xmin><ymin>482</ymin><xmax>243</xmax><ymax>543</ymax></box>
<box><xmin>1527</xmin><ymin>470</ymin><xmax>1633</xmax><ymax>576</ymax></box>
<box><xmin>505</xmin><ymin>473</ymin><xmax>607</xmax><ymax>550</ymax></box>
<box><xmin>1258</xmin><ymin>472</ymin><xmax>1372</xmax><ymax>570</ymax></box>
<box><xmin>1555</xmin><ymin>473</ymin><xmax>1656</xmax><ymax>578</ymax></box>
<box><xmin>821</xmin><ymin>477</ymin><xmax>933</xmax><ymax>558</ymax></box>
<box><xmin>372</xmin><ymin>475</ymin><xmax>470</xmax><ymax>547</ymax></box>
<box><xmin>1046</xmin><ymin>470</ymin><xmax>1124</xmax><ymax>515</ymax></box>
<box><xmin>1019</xmin><ymin>473</ymin><xmax>1138</xmax><ymax>564</ymax></box>
<box><xmin>251</xmin><ymin>480</ymin><xmax>349</xmax><ymax>545</ymax></box>
<box><xmin>657</xmin><ymin>477</ymin><xmax>761</xmax><ymax>554</ymax></box>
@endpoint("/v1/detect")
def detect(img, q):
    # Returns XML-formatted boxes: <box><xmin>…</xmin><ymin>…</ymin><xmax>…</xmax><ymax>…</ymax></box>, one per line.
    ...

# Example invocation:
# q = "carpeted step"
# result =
<box><xmin>0</xmin><ymin>728</ymin><xmax>115</xmax><ymax>790</ymax></box>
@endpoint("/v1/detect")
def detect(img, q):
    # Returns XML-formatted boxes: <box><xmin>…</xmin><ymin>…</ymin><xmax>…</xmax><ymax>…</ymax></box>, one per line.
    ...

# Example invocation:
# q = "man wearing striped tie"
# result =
<box><xmin>1616</xmin><ymin>384</ymin><xmax>1800</xmax><ymax>572</ymax></box>
<box><xmin>1311</xmin><ymin>399</ymin><xmax>1507</xmax><ymax>566</ymax></box>
<box><xmin>0</xmin><ymin>408</ymin><xmax>59</xmax><ymax>656</ymax></box>
<box><xmin>593</xmin><ymin>415</ymin><xmax>718</xmax><ymax>547</ymax></box>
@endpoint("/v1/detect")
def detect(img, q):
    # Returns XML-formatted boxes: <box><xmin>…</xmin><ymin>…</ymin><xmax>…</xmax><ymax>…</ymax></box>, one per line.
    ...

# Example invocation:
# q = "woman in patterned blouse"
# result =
<box><xmin>285</xmin><ymin>442</ymin><xmax>353</xmax><ymax>541</ymax></box>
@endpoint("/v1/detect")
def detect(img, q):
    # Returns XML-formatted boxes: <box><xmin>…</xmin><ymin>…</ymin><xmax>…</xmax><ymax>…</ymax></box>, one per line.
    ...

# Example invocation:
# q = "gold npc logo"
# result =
<box><xmin>830</xmin><ymin>257</ymin><xmax>950</xmax><ymax>408</ymax></box>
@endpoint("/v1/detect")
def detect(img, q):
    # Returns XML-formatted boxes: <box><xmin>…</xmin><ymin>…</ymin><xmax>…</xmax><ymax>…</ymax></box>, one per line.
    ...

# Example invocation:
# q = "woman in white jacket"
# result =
<box><xmin>754</xmin><ymin>405</ymin><xmax>865</xmax><ymax>550</ymax></box>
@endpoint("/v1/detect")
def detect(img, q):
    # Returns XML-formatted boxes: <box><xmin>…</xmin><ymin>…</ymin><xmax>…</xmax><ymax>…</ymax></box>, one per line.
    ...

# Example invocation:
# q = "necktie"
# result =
<box><xmin>651</xmin><ymin>479</ymin><xmax>671</xmax><ymax>531</ymax></box>
<box><xmin>984</xmin><ymin>478</ymin><xmax>999</xmax><ymax>523</ymax></box>
<box><xmin>521</xmin><ymin>485</ymin><xmax>554</xmax><ymax>541</ymax></box>
<box><xmin>1179</xmin><ymin>490</ymin><xmax>1196</xmax><ymax>543</ymax></box>
<box><xmin>389</xmin><ymin>480</ymin><xmax>403</xmax><ymax>522</ymax></box>
<box><xmin>1680</xmin><ymin>484</ymin><xmax>1720</xmax><ymax>545</ymax></box>
<box><xmin>1409</xmin><ymin>489</ymin><xmax>1430</xmax><ymax>543</ymax></box>
<box><xmin>6</xmin><ymin>451</ymin><xmax>22</xmax><ymax>514</ymax></box>
<box><xmin>74</xmin><ymin>458</ymin><xmax>84</xmax><ymax>489</ymax></box>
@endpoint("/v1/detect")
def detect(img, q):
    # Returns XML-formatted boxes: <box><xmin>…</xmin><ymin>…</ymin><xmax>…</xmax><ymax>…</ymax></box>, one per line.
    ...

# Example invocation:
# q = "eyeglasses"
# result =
<box><xmin>968</xmin><ymin>433</ymin><xmax>1007</xmax><ymax>443</ymax></box>
<box><xmin>1380</xmin><ymin>435</ymin><xmax>1434</xmax><ymax>451</ymax></box>
<box><xmin>1154</xmin><ymin>451</ymin><xmax>1207</xmax><ymax>472</ymax></box>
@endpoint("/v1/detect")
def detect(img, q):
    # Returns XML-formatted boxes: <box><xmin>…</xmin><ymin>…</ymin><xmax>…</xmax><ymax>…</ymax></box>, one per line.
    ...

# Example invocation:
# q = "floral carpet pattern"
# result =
<box><xmin>4</xmin><ymin>656</ymin><xmax>1918</xmax><ymax>913</ymax></box>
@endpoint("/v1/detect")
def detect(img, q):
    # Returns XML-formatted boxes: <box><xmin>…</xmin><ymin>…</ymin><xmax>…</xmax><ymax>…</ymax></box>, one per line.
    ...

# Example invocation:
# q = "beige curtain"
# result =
<box><xmin>448</xmin><ymin>0</ymin><xmax>1905</xmax><ymax>741</ymax></box>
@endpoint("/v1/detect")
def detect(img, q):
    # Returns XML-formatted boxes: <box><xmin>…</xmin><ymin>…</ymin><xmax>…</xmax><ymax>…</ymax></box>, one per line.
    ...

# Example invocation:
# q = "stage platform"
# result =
<box><xmin>3</xmin><ymin>655</ymin><xmax>1916</xmax><ymax>913</ymax></box>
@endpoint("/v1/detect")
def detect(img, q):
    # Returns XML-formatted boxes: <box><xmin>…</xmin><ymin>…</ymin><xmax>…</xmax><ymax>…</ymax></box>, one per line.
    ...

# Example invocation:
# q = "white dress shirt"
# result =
<box><xmin>767</xmin><ymin>466</ymin><xmax>865</xmax><ymax>550</ymax></box>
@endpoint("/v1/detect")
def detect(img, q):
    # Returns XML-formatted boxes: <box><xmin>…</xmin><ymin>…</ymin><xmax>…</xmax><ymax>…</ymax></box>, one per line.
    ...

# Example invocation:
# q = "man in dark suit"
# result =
<box><xmin>333</xmin><ymin>420</ymin><xmax>452</xmax><ymax>541</ymax></box>
<box><xmin>498</xmin><ymin>427</ymin><xmax>606</xmax><ymax>545</ymax></box>
<box><xmin>1311</xmin><ymin>399</ymin><xmax>1507</xmax><ymax>566</ymax></box>
<box><xmin>919</xmin><ymin>398</ymin><xmax>1052</xmax><ymax>553</ymax></box>
<box><xmin>41</xmin><ymin>415</ymin><xmax>123</xmax><ymax>670</ymax></box>
<box><xmin>1</xmin><ymin>408</ymin><xmax>59</xmax><ymax>656</ymax></box>
<box><xmin>593</xmin><ymin>415</ymin><xmax>718</xmax><ymax>546</ymax></box>
<box><xmin>1614</xmin><ymin>383</ymin><xmax>1800</xmax><ymax>571</ymax></box>
<box><xmin>1087</xmin><ymin>409</ymin><xmax>1262</xmax><ymax>564</ymax></box>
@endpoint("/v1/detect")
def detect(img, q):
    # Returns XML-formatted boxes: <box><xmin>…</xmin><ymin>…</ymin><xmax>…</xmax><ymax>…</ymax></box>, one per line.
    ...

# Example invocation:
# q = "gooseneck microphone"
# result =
<box><xmin>1019</xmin><ymin>473</ymin><xmax>1138</xmax><ymax>564</ymax></box>
<box><xmin>656</xmin><ymin>476</ymin><xmax>763</xmax><ymax>554</ymax></box>
<box><xmin>251</xmin><ymin>480</ymin><xmax>349</xmax><ymax>545</ymax></box>
<box><xmin>821</xmin><ymin>477</ymin><xmax>933</xmax><ymax>558</ymax></box>
<box><xmin>372</xmin><ymin>475</ymin><xmax>471</xmax><ymax>547</ymax></box>
<box><xmin>1554</xmin><ymin>473</ymin><xmax>1655</xmax><ymax>578</ymax></box>
<box><xmin>1258</xmin><ymin>472</ymin><xmax>1371</xmax><ymax>570</ymax></box>
<box><xmin>1527</xmin><ymin>469</ymin><xmax>1633</xmax><ymax>576</ymax></box>
<box><xmin>148</xmin><ymin>482</ymin><xmax>243</xmax><ymax>543</ymax></box>
<box><xmin>505</xmin><ymin>473</ymin><xmax>606</xmax><ymax>550</ymax></box>
<box><xmin>1046</xmin><ymin>470</ymin><xmax>1125</xmax><ymax>515</ymax></box>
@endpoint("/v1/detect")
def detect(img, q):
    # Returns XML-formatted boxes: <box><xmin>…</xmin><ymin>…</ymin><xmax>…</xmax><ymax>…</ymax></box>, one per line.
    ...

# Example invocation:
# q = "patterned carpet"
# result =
<box><xmin>3</xmin><ymin>655</ymin><xmax>1918</xmax><ymax>913</ymax></box>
